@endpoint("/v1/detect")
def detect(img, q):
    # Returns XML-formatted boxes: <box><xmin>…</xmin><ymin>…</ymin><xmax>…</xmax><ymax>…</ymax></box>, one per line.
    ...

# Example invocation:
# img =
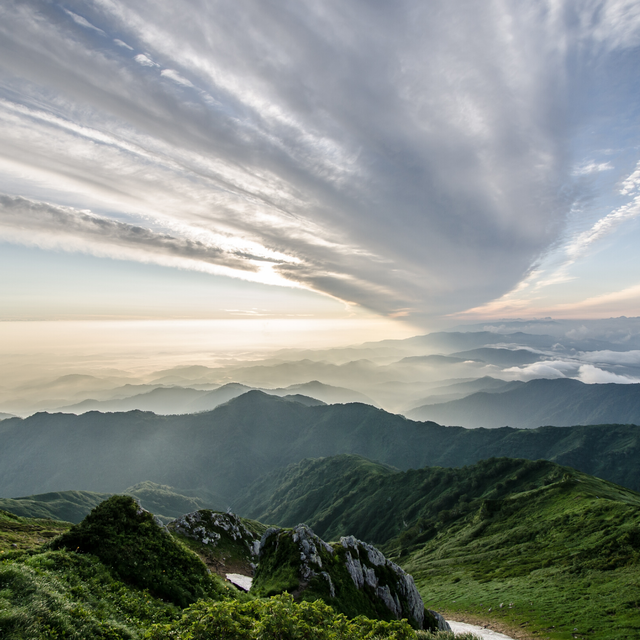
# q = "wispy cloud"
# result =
<box><xmin>565</xmin><ymin>165</ymin><xmax>640</xmax><ymax>260</ymax></box>
<box><xmin>0</xmin><ymin>194</ymin><xmax>283</xmax><ymax>279</ymax></box>
<box><xmin>62</xmin><ymin>8</ymin><xmax>105</xmax><ymax>35</ymax></box>
<box><xmin>0</xmin><ymin>0</ymin><xmax>639</xmax><ymax>322</ymax></box>
<box><xmin>572</xmin><ymin>161</ymin><xmax>613</xmax><ymax>176</ymax></box>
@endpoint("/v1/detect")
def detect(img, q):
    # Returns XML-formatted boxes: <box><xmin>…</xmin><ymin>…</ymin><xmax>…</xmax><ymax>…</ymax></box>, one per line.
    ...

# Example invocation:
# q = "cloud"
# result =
<box><xmin>160</xmin><ymin>69</ymin><xmax>194</xmax><ymax>88</ymax></box>
<box><xmin>0</xmin><ymin>195</ymin><xmax>291</xmax><ymax>282</ymax></box>
<box><xmin>577</xmin><ymin>350</ymin><xmax>640</xmax><ymax>366</ymax></box>
<box><xmin>577</xmin><ymin>364</ymin><xmax>639</xmax><ymax>384</ymax></box>
<box><xmin>134</xmin><ymin>54</ymin><xmax>159</xmax><ymax>67</ymax></box>
<box><xmin>62</xmin><ymin>8</ymin><xmax>105</xmax><ymax>35</ymax></box>
<box><xmin>113</xmin><ymin>39</ymin><xmax>133</xmax><ymax>50</ymax></box>
<box><xmin>502</xmin><ymin>359</ymin><xmax>581</xmax><ymax>381</ymax></box>
<box><xmin>0</xmin><ymin>0</ymin><xmax>639</xmax><ymax>322</ymax></box>
<box><xmin>565</xmin><ymin>175</ymin><xmax>640</xmax><ymax>260</ymax></box>
<box><xmin>572</xmin><ymin>161</ymin><xmax>613</xmax><ymax>176</ymax></box>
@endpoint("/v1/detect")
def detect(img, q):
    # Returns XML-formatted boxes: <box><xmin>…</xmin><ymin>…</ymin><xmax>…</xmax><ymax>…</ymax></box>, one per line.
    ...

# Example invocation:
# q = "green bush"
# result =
<box><xmin>51</xmin><ymin>495</ymin><xmax>230</xmax><ymax>607</ymax></box>
<box><xmin>145</xmin><ymin>593</ymin><xmax>417</xmax><ymax>640</ymax></box>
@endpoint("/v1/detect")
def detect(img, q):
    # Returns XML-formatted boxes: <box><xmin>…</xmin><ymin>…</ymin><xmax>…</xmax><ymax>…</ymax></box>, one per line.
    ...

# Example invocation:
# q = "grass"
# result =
<box><xmin>0</xmin><ymin>509</ymin><xmax>71</xmax><ymax>553</ymax></box>
<box><xmin>0</xmin><ymin>549</ymin><xmax>180</xmax><ymax>638</ymax></box>
<box><xmin>9</xmin><ymin>454</ymin><xmax>640</xmax><ymax>638</ymax></box>
<box><xmin>395</xmin><ymin>476</ymin><xmax>640</xmax><ymax>639</ymax></box>
<box><xmin>235</xmin><ymin>454</ymin><xmax>640</xmax><ymax>638</ymax></box>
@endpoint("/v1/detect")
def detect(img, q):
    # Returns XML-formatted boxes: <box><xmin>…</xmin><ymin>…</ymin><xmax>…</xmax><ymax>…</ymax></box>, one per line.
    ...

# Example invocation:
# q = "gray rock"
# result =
<box><xmin>339</xmin><ymin>534</ymin><xmax>426</xmax><ymax>629</ymax></box>
<box><xmin>173</xmin><ymin>510</ymin><xmax>259</xmax><ymax>554</ymax></box>
<box><xmin>256</xmin><ymin>524</ymin><xmax>435</xmax><ymax>631</ymax></box>
<box><xmin>428</xmin><ymin>610</ymin><xmax>452</xmax><ymax>632</ymax></box>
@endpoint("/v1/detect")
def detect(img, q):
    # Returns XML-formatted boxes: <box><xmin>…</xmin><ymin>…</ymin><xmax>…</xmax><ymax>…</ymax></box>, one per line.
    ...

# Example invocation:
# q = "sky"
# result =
<box><xmin>1</xmin><ymin>0</ymin><xmax>640</xmax><ymax>355</ymax></box>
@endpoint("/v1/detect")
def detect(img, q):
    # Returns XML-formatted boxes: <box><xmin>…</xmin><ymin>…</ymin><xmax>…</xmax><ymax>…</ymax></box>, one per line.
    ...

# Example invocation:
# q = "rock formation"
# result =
<box><xmin>252</xmin><ymin>523</ymin><xmax>445</xmax><ymax>631</ymax></box>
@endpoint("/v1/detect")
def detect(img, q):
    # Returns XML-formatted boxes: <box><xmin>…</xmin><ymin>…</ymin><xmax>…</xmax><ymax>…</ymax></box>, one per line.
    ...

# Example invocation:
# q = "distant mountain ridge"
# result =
<box><xmin>1</xmin><ymin>391</ymin><xmax>640</xmax><ymax>502</ymax></box>
<box><xmin>408</xmin><ymin>377</ymin><xmax>640</xmax><ymax>428</ymax></box>
<box><xmin>407</xmin><ymin>376</ymin><xmax>521</xmax><ymax>408</ymax></box>
<box><xmin>57</xmin><ymin>380</ymin><xmax>372</xmax><ymax>415</ymax></box>
<box><xmin>0</xmin><ymin>482</ymin><xmax>213</xmax><ymax>524</ymax></box>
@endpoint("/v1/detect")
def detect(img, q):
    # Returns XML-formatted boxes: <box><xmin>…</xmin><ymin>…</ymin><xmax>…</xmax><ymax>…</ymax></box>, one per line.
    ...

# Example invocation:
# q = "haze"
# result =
<box><xmin>1</xmin><ymin>1</ymin><xmax>640</xmax><ymax>404</ymax></box>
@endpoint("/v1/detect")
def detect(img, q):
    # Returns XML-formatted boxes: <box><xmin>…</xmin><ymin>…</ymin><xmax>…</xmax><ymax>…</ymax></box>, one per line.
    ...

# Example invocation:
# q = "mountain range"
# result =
<box><xmin>1</xmin><ymin>390</ymin><xmax>640</xmax><ymax>504</ymax></box>
<box><xmin>408</xmin><ymin>377</ymin><xmax>640</xmax><ymax>427</ymax></box>
<box><xmin>53</xmin><ymin>380</ymin><xmax>373</xmax><ymax>415</ymax></box>
<box><xmin>6</xmin><ymin>320</ymin><xmax>640</xmax><ymax>418</ymax></box>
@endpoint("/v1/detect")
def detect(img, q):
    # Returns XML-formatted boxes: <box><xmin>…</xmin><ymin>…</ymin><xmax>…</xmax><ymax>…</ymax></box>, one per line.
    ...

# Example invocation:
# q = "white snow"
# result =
<box><xmin>226</xmin><ymin>573</ymin><xmax>252</xmax><ymax>591</ymax></box>
<box><xmin>447</xmin><ymin>620</ymin><xmax>515</xmax><ymax>640</ymax></box>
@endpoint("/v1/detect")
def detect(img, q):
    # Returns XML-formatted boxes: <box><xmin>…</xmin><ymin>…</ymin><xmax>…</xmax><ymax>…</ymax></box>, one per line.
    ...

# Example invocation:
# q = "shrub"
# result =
<box><xmin>51</xmin><ymin>495</ymin><xmax>229</xmax><ymax>606</ymax></box>
<box><xmin>145</xmin><ymin>593</ymin><xmax>417</xmax><ymax>640</ymax></box>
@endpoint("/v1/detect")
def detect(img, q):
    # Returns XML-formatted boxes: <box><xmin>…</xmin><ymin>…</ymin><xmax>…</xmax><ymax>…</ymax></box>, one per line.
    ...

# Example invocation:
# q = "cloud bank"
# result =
<box><xmin>0</xmin><ymin>0</ymin><xmax>639</xmax><ymax>321</ymax></box>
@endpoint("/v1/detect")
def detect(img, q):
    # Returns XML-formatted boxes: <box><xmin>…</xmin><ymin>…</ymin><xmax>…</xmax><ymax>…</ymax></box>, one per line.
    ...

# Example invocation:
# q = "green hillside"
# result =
<box><xmin>236</xmin><ymin>455</ymin><xmax>607</xmax><ymax>545</ymax></box>
<box><xmin>123</xmin><ymin>481</ymin><xmax>211</xmax><ymax>522</ymax></box>
<box><xmin>51</xmin><ymin>495</ymin><xmax>229</xmax><ymax>607</ymax></box>
<box><xmin>0</xmin><ymin>509</ymin><xmax>71</xmax><ymax>552</ymax></box>
<box><xmin>2</xmin><ymin>392</ymin><xmax>640</xmax><ymax>505</ymax></box>
<box><xmin>236</xmin><ymin>455</ymin><xmax>399</xmax><ymax>540</ymax></box>
<box><xmin>400</xmin><ymin>470</ymin><xmax>640</xmax><ymax>640</ymax></box>
<box><xmin>0</xmin><ymin>500</ymin><xmax>459</xmax><ymax>640</ymax></box>
<box><xmin>0</xmin><ymin>482</ymin><xmax>212</xmax><ymax>524</ymax></box>
<box><xmin>0</xmin><ymin>501</ymin><xmax>231</xmax><ymax>638</ymax></box>
<box><xmin>237</xmin><ymin>454</ymin><xmax>640</xmax><ymax>639</ymax></box>
<box><xmin>4</xmin><ymin>452</ymin><xmax>640</xmax><ymax>638</ymax></box>
<box><xmin>0</xmin><ymin>490</ymin><xmax>111</xmax><ymax>523</ymax></box>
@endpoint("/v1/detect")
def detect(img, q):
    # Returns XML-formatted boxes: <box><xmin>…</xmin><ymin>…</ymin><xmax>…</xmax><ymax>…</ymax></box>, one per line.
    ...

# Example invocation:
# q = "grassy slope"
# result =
<box><xmin>51</xmin><ymin>495</ymin><xmax>232</xmax><ymax>607</ymax></box>
<box><xmin>0</xmin><ymin>509</ymin><xmax>71</xmax><ymax>552</ymax></box>
<box><xmin>236</xmin><ymin>455</ymin><xmax>399</xmax><ymax>540</ymax></box>
<box><xmin>0</xmin><ymin>482</ymin><xmax>212</xmax><ymax>525</ymax></box>
<box><xmin>399</xmin><ymin>473</ymin><xmax>640</xmax><ymax>640</ymax></box>
<box><xmin>237</xmin><ymin>454</ymin><xmax>640</xmax><ymax>640</ymax></box>
<box><xmin>0</xmin><ymin>508</ymin><xmax>182</xmax><ymax>639</ymax></box>
<box><xmin>236</xmin><ymin>455</ymin><xmax>573</xmax><ymax>544</ymax></box>
<box><xmin>123</xmin><ymin>481</ymin><xmax>210</xmax><ymax>522</ymax></box>
<box><xmin>0</xmin><ymin>490</ymin><xmax>111</xmax><ymax>524</ymax></box>
<box><xmin>0</xmin><ymin>503</ymin><xmax>460</xmax><ymax>640</ymax></box>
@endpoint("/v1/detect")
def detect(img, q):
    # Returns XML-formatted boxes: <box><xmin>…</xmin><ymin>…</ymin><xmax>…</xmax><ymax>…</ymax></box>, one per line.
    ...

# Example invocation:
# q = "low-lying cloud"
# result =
<box><xmin>577</xmin><ymin>364</ymin><xmax>639</xmax><ymax>384</ymax></box>
<box><xmin>503</xmin><ymin>360</ymin><xmax>579</xmax><ymax>382</ymax></box>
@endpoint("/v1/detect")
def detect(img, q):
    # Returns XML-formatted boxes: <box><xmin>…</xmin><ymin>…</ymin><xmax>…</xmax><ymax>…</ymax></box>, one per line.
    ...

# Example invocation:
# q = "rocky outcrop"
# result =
<box><xmin>252</xmin><ymin>524</ymin><xmax>440</xmax><ymax>631</ymax></box>
<box><xmin>339</xmin><ymin>535</ymin><xmax>428</xmax><ymax>629</ymax></box>
<box><xmin>169</xmin><ymin>510</ymin><xmax>263</xmax><ymax>577</ymax></box>
<box><xmin>173</xmin><ymin>510</ymin><xmax>259</xmax><ymax>553</ymax></box>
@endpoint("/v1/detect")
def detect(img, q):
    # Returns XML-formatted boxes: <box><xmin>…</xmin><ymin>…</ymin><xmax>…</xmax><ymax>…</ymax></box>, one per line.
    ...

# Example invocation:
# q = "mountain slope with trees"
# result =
<box><xmin>1</xmin><ymin>391</ymin><xmax>640</xmax><ymax>503</ymax></box>
<box><xmin>238</xmin><ymin>454</ymin><xmax>640</xmax><ymax>639</ymax></box>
